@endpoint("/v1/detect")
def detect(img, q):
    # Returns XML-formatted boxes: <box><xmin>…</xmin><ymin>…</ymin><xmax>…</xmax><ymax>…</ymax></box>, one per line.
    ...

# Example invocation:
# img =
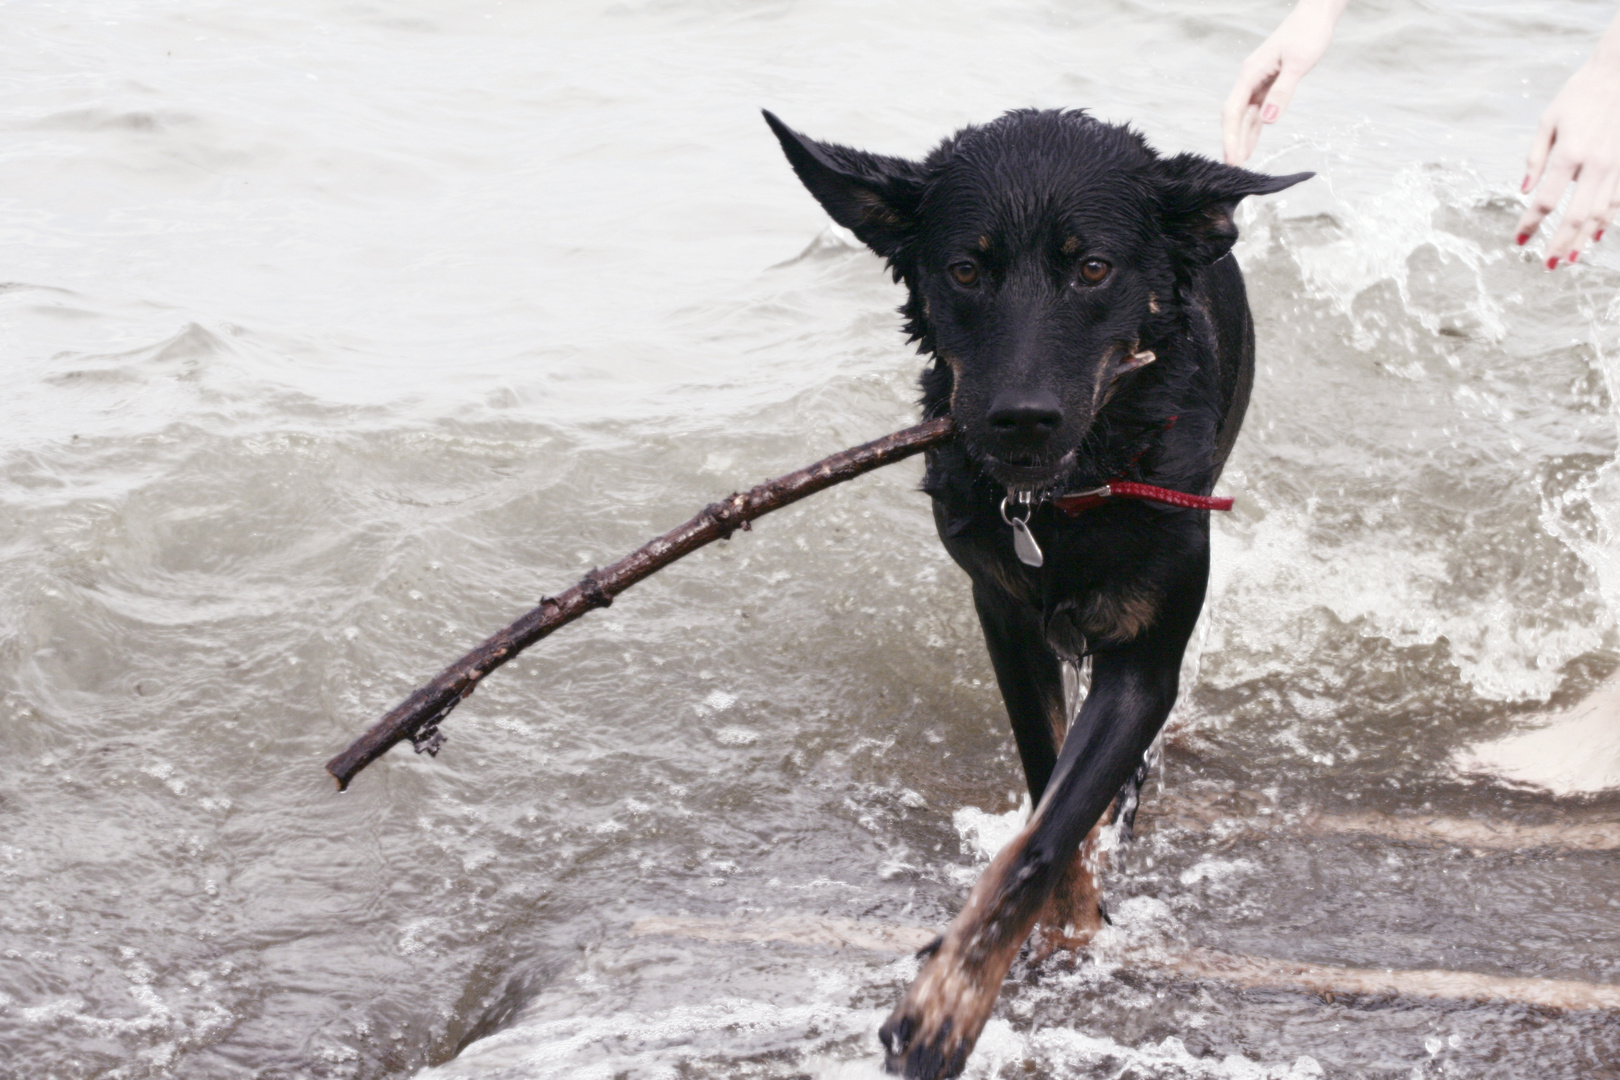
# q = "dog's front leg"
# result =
<box><xmin>879</xmin><ymin>570</ymin><xmax>1205</xmax><ymax>1079</ymax></box>
<box><xmin>971</xmin><ymin>582</ymin><xmax>1111</xmax><ymax>954</ymax></box>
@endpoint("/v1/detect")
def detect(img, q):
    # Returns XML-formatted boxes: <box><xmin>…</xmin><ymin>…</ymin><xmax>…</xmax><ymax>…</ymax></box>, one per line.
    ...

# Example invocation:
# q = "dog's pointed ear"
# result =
<box><xmin>1155</xmin><ymin>154</ymin><xmax>1313</xmax><ymax>267</ymax></box>
<box><xmin>763</xmin><ymin>110</ymin><xmax>924</xmax><ymax>259</ymax></box>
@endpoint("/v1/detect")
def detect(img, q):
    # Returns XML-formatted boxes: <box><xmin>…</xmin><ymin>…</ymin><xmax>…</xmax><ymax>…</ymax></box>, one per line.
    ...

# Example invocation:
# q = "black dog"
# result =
<box><xmin>765</xmin><ymin>108</ymin><xmax>1309</xmax><ymax>1078</ymax></box>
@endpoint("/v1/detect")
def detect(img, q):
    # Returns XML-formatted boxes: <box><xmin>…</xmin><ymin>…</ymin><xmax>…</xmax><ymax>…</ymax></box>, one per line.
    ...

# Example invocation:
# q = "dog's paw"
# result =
<box><xmin>879</xmin><ymin>1006</ymin><xmax>971</xmax><ymax>1079</ymax></box>
<box><xmin>877</xmin><ymin>945</ymin><xmax>999</xmax><ymax>1079</ymax></box>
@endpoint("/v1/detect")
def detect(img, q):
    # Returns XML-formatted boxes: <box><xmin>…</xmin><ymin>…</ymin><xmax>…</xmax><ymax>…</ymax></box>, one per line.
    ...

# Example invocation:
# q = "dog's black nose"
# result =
<box><xmin>987</xmin><ymin>391</ymin><xmax>1063</xmax><ymax>442</ymax></box>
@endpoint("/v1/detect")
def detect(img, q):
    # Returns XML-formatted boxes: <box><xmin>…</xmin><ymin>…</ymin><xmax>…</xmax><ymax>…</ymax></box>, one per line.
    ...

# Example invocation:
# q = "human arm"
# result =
<box><xmin>1221</xmin><ymin>0</ymin><xmax>1350</xmax><ymax>166</ymax></box>
<box><xmin>1516</xmin><ymin>10</ymin><xmax>1620</xmax><ymax>267</ymax></box>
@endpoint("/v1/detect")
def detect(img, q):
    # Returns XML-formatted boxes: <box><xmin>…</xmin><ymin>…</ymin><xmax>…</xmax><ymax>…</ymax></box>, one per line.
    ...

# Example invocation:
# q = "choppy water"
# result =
<box><xmin>4</xmin><ymin>1</ymin><xmax>1620</xmax><ymax>1077</ymax></box>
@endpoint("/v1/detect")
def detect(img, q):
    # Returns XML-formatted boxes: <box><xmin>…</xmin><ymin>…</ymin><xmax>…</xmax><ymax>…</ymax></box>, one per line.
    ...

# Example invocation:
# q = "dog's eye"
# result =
<box><xmin>948</xmin><ymin>262</ymin><xmax>980</xmax><ymax>287</ymax></box>
<box><xmin>1078</xmin><ymin>259</ymin><xmax>1111</xmax><ymax>285</ymax></box>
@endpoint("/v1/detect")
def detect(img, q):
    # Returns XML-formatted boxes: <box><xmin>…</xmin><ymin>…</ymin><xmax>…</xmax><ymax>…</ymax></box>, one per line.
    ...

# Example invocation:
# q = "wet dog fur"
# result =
<box><xmin>765</xmin><ymin>108</ymin><xmax>1309</xmax><ymax>1078</ymax></box>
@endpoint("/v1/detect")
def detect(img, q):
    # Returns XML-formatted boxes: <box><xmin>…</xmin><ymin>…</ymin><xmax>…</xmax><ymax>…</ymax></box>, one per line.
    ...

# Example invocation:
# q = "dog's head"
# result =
<box><xmin>765</xmin><ymin>109</ymin><xmax>1310</xmax><ymax>494</ymax></box>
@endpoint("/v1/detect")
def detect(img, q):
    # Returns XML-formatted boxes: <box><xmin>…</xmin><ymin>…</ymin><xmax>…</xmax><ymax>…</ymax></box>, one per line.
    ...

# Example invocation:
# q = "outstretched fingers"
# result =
<box><xmin>1557</xmin><ymin>169</ymin><xmax>1620</xmax><ymax>262</ymax></box>
<box><xmin>1258</xmin><ymin>60</ymin><xmax>1307</xmax><ymax>130</ymax></box>
<box><xmin>1221</xmin><ymin>0</ymin><xmax>1345</xmax><ymax>165</ymax></box>
<box><xmin>1222</xmin><ymin>58</ymin><xmax>1277</xmax><ymax>166</ymax></box>
<box><xmin>1222</xmin><ymin>55</ymin><xmax>1311</xmax><ymax>166</ymax></box>
<box><xmin>1523</xmin><ymin>156</ymin><xmax>1620</xmax><ymax>266</ymax></box>
<box><xmin>1516</xmin><ymin>153</ymin><xmax>1577</xmax><ymax>256</ymax></box>
<box><xmin>1514</xmin><ymin>49</ymin><xmax>1620</xmax><ymax>263</ymax></box>
<box><xmin>1521</xmin><ymin>113</ymin><xmax>1558</xmax><ymax>202</ymax></box>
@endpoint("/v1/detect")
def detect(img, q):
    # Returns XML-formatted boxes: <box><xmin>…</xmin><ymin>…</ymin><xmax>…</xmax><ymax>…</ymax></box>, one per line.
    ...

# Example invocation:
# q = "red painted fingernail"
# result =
<box><xmin>1516</xmin><ymin>233</ymin><xmax>1529</xmax><ymax>245</ymax></box>
<box><xmin>1547</xmin><ymin>256</ymin><xmax>1559</xmax><ymax>270</ymax></box>
<box><xmin>1598</xmin><ymin>230</ymin><xmax>1605</xmax><ymax>242</ymax></box>
<box><xmin>1570</xmin><ymin>251</ymin><xmax>1579</xmax><ymax>263</ymax></box>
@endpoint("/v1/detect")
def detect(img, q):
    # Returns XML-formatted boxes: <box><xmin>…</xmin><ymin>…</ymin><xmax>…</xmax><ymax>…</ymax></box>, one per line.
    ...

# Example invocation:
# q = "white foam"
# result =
<box><xmin>418</xmin><ymin>994</ymin><xmax>890</xmax><ymax>1080</ymax></box>
<box><xmin>1179</xmin><ymin>857</ymin><xmax>1259</xmax><ymax>888</ymax></box>
<box><xmin>1204</xmin><ymin>503</ymin><xmax>1598</xmax><ymax>703</ymax></box>
<box><xmin>422</xmin><ymin>950</ymin><xmax>1329</xmax><ymax>1080</ymax></box>
<box><xmin>1021</xmin><ymin>1028</ymin><xmax>1324</xmax><ymax>1080</ymax></box>
<box><xmin>1541</xmin><ymin>289</ymin><xmax>1620</xmax><ymax>655</ymax></box>
<box><xmin>951</xmin><ymin>798</ymin><xmax>1029</xmax><ymax>862</ymax></box>
<box><xmin>1286</xmin><ymin>165</ymin><xmax>1506</xmax><ymax>347</ymax></box>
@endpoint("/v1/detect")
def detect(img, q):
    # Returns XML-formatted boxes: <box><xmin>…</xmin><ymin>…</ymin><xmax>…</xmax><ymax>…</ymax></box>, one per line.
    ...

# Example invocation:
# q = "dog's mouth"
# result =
<box><xmin>978</xmin><ymin>448</ymin><xmax>1077</xmax><ymax>496</ymax></box>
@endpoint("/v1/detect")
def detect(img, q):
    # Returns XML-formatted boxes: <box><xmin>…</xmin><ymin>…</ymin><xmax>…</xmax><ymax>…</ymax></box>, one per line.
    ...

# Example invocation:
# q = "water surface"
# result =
<box><xmin>3</xmin><ymin>2</ymin><xmax>1619</xmax><ymax>1077</ymax></box>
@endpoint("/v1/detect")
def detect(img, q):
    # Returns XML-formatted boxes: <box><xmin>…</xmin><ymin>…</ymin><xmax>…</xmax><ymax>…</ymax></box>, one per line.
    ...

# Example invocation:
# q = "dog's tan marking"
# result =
<box><xmin>1078</xmin><ymin>584</ymin><xmax>1162</xmax><ymax>643</ymax></box>
<box><xmin>1061</xmin><ymin>235</ymin><xmax>1081</xmax><ymax>255</ymax></box>
<box><xmin>1031</xmin><ymin>803</ymin><xmax>1115</xmax><ymax>957</ymax></box>
<box><xmin>1044</xmin><ymin>690</ymin><xmax>1069</xmax><ymax>757</ymax></box>
<box><xmin>977</xmin><ymin>234</ymin><xmax>992</xmax><ymax>252</ymax></box>
<box><xmin>1148</xmin><ymin>292</ymin><xmax>1161</xmax><ymax>314</ymax></box>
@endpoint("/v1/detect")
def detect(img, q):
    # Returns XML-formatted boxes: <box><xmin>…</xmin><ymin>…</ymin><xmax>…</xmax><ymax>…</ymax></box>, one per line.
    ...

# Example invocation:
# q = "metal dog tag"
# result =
<box><xmin>1011</xmin><ymin>516</ymin><xmax>1044</xmax><ymax>568</ymax></box>
<box><xmin>1001</xmin><ymin>495</ymin><xmax>1044</xmax><ymax>568</ymax></box>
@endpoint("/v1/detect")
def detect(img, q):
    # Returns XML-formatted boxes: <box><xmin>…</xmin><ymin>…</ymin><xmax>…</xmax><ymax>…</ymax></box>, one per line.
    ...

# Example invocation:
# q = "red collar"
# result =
<box><xmin>1050</xmin><ymin>415</ymin><xmax>1232</xmax><ymax>516</ymax></box>
<box><xmin>1053</xmin><ymin>481</ymin><xmax>1233</xmax><ymax>516</ymax></box>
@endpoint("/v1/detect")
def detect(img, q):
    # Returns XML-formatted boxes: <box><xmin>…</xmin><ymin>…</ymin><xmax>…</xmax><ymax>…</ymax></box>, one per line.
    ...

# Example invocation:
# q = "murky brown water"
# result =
<box><xmin>3</xmin><ymin>2</ymin><xmax>1619</xmax><ymax>1077</ymax></box>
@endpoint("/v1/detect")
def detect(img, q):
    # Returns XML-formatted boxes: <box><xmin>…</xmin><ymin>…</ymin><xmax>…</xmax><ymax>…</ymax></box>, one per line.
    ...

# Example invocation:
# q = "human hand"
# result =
<box><xmin>1222</xmin><ymin>0</ymin><xmax>1348</xmax><ymax>166</ymax></box>
<box><xmin>1516</xmin><ymin>47</ymin><xmax>1620</xmax><ymax>268</ymax></box>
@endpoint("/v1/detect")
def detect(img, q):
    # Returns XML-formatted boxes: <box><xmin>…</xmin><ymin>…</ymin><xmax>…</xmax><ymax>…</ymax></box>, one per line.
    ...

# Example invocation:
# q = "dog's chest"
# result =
<box><xmin>934</xmin><ymin>501</ymin><xmax>1180</xmax><ymax>649</ymax></box>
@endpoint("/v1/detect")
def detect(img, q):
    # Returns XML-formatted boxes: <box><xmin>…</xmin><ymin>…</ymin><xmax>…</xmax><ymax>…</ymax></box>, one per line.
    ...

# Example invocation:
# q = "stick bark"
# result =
<box><xmin>326</xmin><ymin>417</ymin><xmax>954</xmax><ymax>790</ymax></box>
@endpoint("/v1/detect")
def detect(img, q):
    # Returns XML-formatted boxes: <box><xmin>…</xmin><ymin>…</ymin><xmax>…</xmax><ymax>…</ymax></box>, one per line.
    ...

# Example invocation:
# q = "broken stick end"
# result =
<box><xmin>325</xmin><ymin>749</ymin><xmax>364</xmax><ymax>792</ymax></box>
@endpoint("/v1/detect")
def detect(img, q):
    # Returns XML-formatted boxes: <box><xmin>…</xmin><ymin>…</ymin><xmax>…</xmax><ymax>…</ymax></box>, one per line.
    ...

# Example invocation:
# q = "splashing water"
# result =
<box><xmin>3</xmin><ymin>2</ymin><xmax>1620</xmax><ymax>1078</ymax></box>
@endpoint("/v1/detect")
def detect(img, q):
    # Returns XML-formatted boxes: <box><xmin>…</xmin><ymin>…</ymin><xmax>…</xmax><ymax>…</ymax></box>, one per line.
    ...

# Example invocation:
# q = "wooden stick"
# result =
<box><xmin>326</xmin><ymin>417</ymin><xmax>955</xmax><ymax>791</ymax></box>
